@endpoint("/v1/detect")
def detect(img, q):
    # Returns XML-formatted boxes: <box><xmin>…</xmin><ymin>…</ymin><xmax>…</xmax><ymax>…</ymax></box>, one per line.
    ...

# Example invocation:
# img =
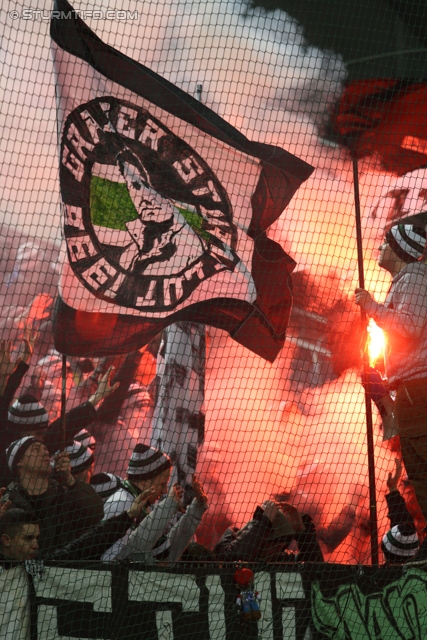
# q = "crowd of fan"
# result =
<box><xmin>0</xmin><ymin>331</ymin><xmax>420</xmax><ymax>572</ymax></box>
<box><xmin>0</xmin><ymin>328</ymin><xmax>423</xmax><ymax>638</ymax></box>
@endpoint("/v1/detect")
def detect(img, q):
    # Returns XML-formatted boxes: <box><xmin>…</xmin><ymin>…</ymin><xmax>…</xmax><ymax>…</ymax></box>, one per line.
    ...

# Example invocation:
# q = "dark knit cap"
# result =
<box><xmin>90</xmin><ymin>472</ymin><xmax>123</xmax><ymax>500</ymax></box>
<box><xmin>58</xmin><ymin>441</ymin><xmax>94</xmax><ymax>474</ymax></box>
<box><xmin>8</xmin><ymin>395</ymin><xmax>49</xmax><ymax>432</ymax></box>
<box><xmin>381</xmin><ymin>523</ymin><xmax>419</xmax><ymax>561</ymax></box>
<box><xmin>385</xmin><ymin>224</ymin><xmax>426</xmax><ymax>264</ymax></box>
<box><xmin>6</xmin><ymin>436</ymin><xmax>41</xmax><ymax>471</ymax></box>
<box><xmin>74</xmin><ymin>428</ymin><xmax>96</xmax><ymax>452</ymax></box>
<box><xmin>127</xmin><ymin>444</ymin><xmax>171</xmax><ymax>480</ymax></box>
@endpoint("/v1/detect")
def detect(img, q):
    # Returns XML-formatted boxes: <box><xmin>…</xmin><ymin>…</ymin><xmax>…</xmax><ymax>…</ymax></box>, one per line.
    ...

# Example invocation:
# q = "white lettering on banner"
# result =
<box><xmin>192</xmin><ymin>179</ymin><xmax>221</xmax><ymax>202</ymax></box>
<box><xmin>83</xmin><ymin>257</ymin><xmax>117</xmax><ymax>289</ymax></box>
<box><xmin>68</xmin><ymin>236</ymin><xmax>98</xmax><ymax>262</ymax></box>
<box><xmin>156</xmin><ymin>610</ymin><xmax>174</xmax><ymax>640</ymax></box>
<box><xmin>80</xmin><ymin>111</ymin><xmax>103</xmax><ymax>145</ymax></box>
<box><xmin>61</xmin><ymin>144</ymin><xmax>84</xmax><ymax>182</ymax></box>
<box><xmin>27</xmin><ymin>568</ymin><xmax>311</xmax><ymax>640</ymax></box>
<box><xmin>206</xmin><ymin>575</ymin><xmax>226</xmax><ymax>640</ymax></box>
<box><xmin>63</xmin><ymin>204</ymin><xmax>84</xmax><ymax>229</ymax></box>
<box><xmin>138</xmin><ymin>119</ymin><xmax>165</xmax><ymax>151</ymax></box>
<box><xmin>276</xmin><ymin>573</ymin><xmax>306</xmax><ymax>640</ymax></box>
<box><xmin>128</xmin><ymin>571</ymin><xmax>201</xmax><ymax>612</ymax></box>
<box><xmin>115</xmin><ymin>105</ymin><xmax>140</xmax><ymax>138</ymax></box>
<box><xmin>256</xmin><ymin>572</ymin><xmax>273</xmax><ymax>640</ymax></box>
<box><xmin>107</xmin><ymin>271</ymin><xmax>126</xmax><ymax>296</ymax></box>
<box><xmin>66</xmin><ymin>122</ymin><xmax>96</xmax><ymax>161</ymax></box>
<box><xmin>35</xmin><ymin>568</ymin><xmax>112</xmax><ymax>611</ymax></box>
<box><xmin>35</xmin><ymin>569</ymin><xmax>112</xmax><ymax>640</ymax></box>
<box><xmin>136</xmin><ymin>279</ymin><xmax>158</xmax><ymax>307</ymax></box>
<box><xmin>173</xmin><ymin>156</ymin><xmax>203</xmax><ymax>184</ymax></box>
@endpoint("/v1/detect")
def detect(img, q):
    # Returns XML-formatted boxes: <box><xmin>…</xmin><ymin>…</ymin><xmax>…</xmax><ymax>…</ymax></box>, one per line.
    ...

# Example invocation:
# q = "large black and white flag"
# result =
<box><xmin>50</xmin><ymin>0</ymin><xmax>313</xmax><ymax>362</ymax></box>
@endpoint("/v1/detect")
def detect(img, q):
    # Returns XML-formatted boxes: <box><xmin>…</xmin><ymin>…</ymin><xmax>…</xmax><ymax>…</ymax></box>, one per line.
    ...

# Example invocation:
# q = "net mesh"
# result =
<box><xmin>1</xmin><ymin>0</ymin><xmax>427</xmax><ymax>638</ymax></box>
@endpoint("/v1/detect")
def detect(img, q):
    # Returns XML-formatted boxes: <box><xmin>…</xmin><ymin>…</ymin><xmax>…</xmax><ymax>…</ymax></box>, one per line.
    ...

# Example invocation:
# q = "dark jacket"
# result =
<box><xmin>1</xmin><ymin>479</ymin><xmax>104</xmax><ymax>553</ymax></box>
<box><xmin>0</xmin><ymin>511</ymin><xmax>135</xmax><ymax>640</ymax></box>
<box><xmin>0</xmin><ymin>361</ymin><xmax>98</xmax><ymax>488</ymax></box>
<box><xmin>214</xmin><ymin>508</ymin><xmax>323</xmax><ymax>563</ymax></box>
<box><xmin>214</xmin><ymin>507</ymin><xmax>272</xmax><ymax>562</ymax></box>
<box><xmin>385</xmin><ymin>490</ymin><xmax>416</xmax><ymax>530</ymax></box>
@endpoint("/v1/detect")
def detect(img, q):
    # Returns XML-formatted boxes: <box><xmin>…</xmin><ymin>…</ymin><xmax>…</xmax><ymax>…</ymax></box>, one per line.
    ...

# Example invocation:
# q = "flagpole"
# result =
<box><xmin>61</xmin><ymin>354</ymin><xmax>67</xmax><ymax>450</ymax></box>
<box><xmin>353</xmin><ymin>158</ymin><xmax>379</xmax><ymax>565</ymax></box>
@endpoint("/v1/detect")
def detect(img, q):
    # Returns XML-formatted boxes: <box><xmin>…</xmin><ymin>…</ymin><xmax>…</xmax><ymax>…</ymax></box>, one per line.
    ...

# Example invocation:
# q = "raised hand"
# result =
<box><xmin>387</xmin><ymin>457</ymin><xmax>403</xmax><ymax>493</ymax></box>
<box><xmin>89</xmin><ymin>366</ymin><xmax>120</xmax><ymax>407</ymax></box>
<box><xmin>261</xmin><ymin>500</ymin><xmax>279</xmax><ymax>523</ymax></box>
<box><xmin>0</xmin><ymin>488</ymin><xmax>12</xmax><ymax>518</ymax></box>
<box><xmin>192</xmin><ymin>475</ymin><xmax>208</xmax><ymax>506</ymax></box>
<box><xmin>169</xmin><ymin>482</ymin><xmax>185</xmax><ymax>512</ymax></box>
<box><xmin>54</xmin><ymin>452</ymin><xmax>75</xmax><ymax>487</ymax></box>
<box><xmin>127</xmin><ymin>487</ymin><xmax>156</xmax><ymax>519</ymax></box>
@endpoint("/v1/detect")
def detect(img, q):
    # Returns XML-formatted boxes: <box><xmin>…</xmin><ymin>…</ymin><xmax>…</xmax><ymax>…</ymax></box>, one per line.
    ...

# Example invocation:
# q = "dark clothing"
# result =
<box><xmin>214</xmin><ymin>508</ymin><xmax>323</xmax><ymax>563</ymax></box>
<box><xmin>43</xmin><ymin>401</ymin><xmax>97</xmax><ymax>453</ymax></box>
<box><xmin>394</xmin><ymin>377</ymin><xmax>427</xmax><ymax>520</ymax></box>
<box><xmin>0</xmin><ymin>511</ymin><xmax>134</xmax><ymax>640</ymax></box>
<box><xmin>0</xmin><ymin>361</ymin><xmax>98</xmax><ymax>488</ymax></box>
<box><xmin>385</xmin><ymin>489</ymin><xmax>416</xmax><ymax>530</ymax></box>
<box><xmin>43</xmin><ymin>511</ymin><xmax>134</xmax><ymax>562</ymax></box>
<box><xmin>0</xmin><ymin>361</ymin><xmax>30</xmax><ymax>487</ymax></box>
<box><xmin>214</xmin><ymin>508</ymin><xmax>272</xmax><ymax>562</ymax></box>
<box><xmin>1</xmin><ymin>479</ymin><xmax>104</xmax><ymax>553</ymax></box>
<box><xmin>0</xmin><ymin>510</ymin><xmax>134</xmax><ymax>568</ymax></box>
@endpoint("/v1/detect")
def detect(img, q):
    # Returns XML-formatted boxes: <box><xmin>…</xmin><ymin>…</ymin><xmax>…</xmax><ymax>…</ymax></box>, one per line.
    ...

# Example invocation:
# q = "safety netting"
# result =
<box><xmin>2</xmin><ymin>0</ymin><xmax>427</xmax><ymax>638</ymax></box>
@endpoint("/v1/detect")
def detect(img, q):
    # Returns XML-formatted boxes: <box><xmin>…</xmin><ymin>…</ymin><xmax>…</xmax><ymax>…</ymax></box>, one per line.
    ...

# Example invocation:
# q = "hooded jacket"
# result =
<box><xmin>368</xmin><ymin>262</ymin><xmax>427</xmax><ymax>386</ymax></box>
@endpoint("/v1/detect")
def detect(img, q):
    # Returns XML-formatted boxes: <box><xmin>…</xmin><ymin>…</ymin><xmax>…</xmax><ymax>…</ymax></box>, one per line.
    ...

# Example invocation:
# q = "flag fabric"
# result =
<box><xmin>331</xmin><ymin>79</ymin><xmax>427</xmax><ymax>176</ymax></box>
<box><xmin>151</xmin><ymin>323</ymin><xmax>205</xmax><ymax>492</ymax></box>
<box><xmin>50</xmin><ymin>0</ymin><xmax>313</xmax><ymax>362</ymax></box>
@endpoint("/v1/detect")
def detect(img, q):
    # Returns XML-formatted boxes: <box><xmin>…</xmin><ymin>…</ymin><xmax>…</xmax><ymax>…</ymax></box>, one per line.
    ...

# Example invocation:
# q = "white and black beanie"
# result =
<box><xmin>57</xmin><ymin>441</ymin><xmax>94</xmax><ymax>474</ymax></box>
<box><xmin>74</xmin><ymin>428</ymin><xmax>96</xmax><ymax>452</ymax></box>
<box><xmin>90</xmin><ymin>472</ymin><xmax>123</xmax><ymax>500</ymax></box>
<box><xmin>8</xmin><ymin>395</ymin><xmax>49</xmax><ymax>432</ymax></box>
<box><xmin>127</xmin><ymin>444</ymin><xmax>171</xmax><ymax>480</ymax></box>
<box><xmin>382</xmin><ymin>524</ymin><xmax>419</xmax><ymax>560</ymax></box>
<box><xmin>386</xmin><ymin>224</ymin><xmax>427</xmax><ymax>264</ymax></box>
<box><xmin>6</xmin><ymin>436</ymin><xmax>41</xmax><ymax>471</ymax></box>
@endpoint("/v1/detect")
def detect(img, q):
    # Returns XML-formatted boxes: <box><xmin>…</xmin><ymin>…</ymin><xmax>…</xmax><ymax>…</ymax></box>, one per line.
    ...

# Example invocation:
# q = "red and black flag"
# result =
<box><xmin>331</xmin><ymin>79</ymin><xmax>427</xmax><ymax>176</ymax></box>
<box><xmin>50</xmin><ymin>0</ymin><xmax>313</xmax><ymax>362</ymax></box>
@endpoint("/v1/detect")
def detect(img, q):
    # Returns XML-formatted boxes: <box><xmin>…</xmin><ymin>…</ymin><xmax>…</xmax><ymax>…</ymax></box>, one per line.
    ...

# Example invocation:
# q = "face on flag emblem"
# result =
<box><xmin>62</xmin><ymin>97</ymin><xmax>239</xmax><ymax>313</ymax></box>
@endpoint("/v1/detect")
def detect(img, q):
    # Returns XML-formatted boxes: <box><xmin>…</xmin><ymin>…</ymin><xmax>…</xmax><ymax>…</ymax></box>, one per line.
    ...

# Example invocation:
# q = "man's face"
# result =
<box><xmin>1</xmin><ymin>523</ymin><xmax>40</xmax><ymax>562</ymax></box>
<box><xmin>377</xmin><ymin>240</ymin><xmax>404</xmax><ymax>272</ymax></box>
<box><xmin>149</xmin><ymin>469</ymin><xmax>171</xmax><ymax>503</ymax></box>
<box><xmin>17</xmin><ymin>441</ymin><xmax>51</xmax><ymax>477</ymax></box>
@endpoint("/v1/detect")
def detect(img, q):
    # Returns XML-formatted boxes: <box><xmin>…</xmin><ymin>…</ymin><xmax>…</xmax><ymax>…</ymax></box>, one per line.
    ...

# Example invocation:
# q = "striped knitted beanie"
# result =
<box><xmin>90</xmin><ymin>472</ymin><xmax>123</xmax><ymax>500</ymax></box>
<box><xmin>382</xmin><ymin>524</ymin><xmax>419</xmax><ymax>560</ymax></box>
<box><xmin>6</xmin><ymin>436</ymin><xmax>40</xmax><ymax>471</ymax></box>
<box><xmin>127</xmin><ymin>444</ymin><xmax>171</xmax><ymax>480</ymax></box>
<box><xmin>74</xmin><ymin>428</ymin><xmax>96</xmax><ymax>452</ymax></box>
<box><xmin>386</xmin><ymin>224</ymin><xmax>426</xmax><ymax>264</ymax></box>
<box><xmin>8</xmin><ymin>395</ymin><xmax>49</xmax><ymax>432</ymax></box>
<box><xmin>58</xmin><ymin>441</ymin><xmax>94</xmax><ymax>474</ymax></box>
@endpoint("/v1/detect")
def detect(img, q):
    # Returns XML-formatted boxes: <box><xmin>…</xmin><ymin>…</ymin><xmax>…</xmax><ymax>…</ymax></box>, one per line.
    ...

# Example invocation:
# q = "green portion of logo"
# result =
<box><xmin>90</xmin><ymin>176</ymin><xmax>210</xmax><ymax>241</ymax></box>
<box><xmin>176</xmin><ymin>206</ymin><xmax>210</xmax><ymax>241</ymax></box>
<box><xmin>312</xmin><ymin>571</ymin><xmax>427</xmax><ymax>640</ymax></box>
<box><xmin>90</xmin><ymin>176</ymin><xmax>138</xmax><ymax>231</ymax></box>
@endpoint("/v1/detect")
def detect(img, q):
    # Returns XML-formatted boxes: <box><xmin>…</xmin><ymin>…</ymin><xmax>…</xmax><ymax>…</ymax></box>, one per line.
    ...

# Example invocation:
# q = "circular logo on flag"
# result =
<box><xmin>60</xmin><ymin>97</ymin><xmax>239</xmax><ymax>312</ymax></box>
